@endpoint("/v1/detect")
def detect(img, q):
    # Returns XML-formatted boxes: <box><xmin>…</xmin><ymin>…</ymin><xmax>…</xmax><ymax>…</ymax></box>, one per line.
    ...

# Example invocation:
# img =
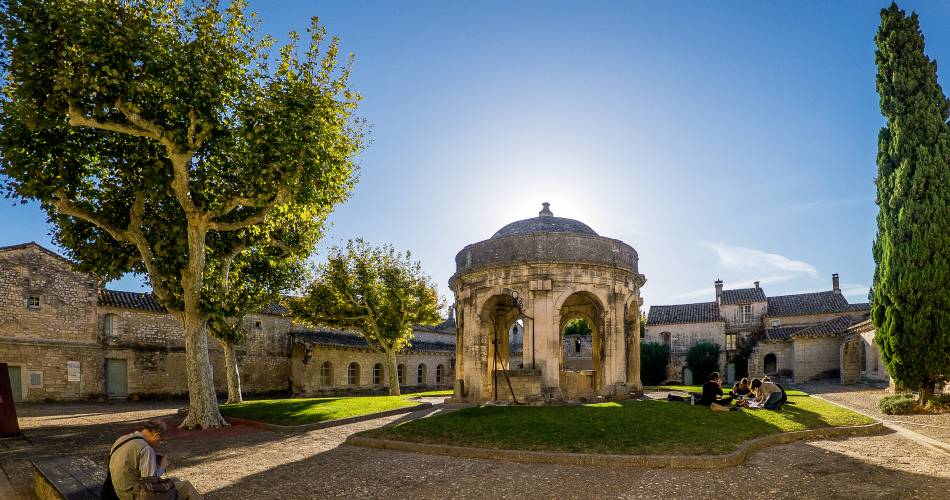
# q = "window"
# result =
<box><xmin>103</xmin><ymin>313</ymin><xmax>119</xmax><ymax>337</ymax></box>
<box><xmin>397</xmin><ymin>364</ymin><xmax>406</xmax><ymax>385</ymax></box>
<box><xmin>661</xmin><ymin>332</ymin><xmax>672</xmax><ymax>350</ymax></box>
<box><xmin>737</xmin><ymin>304</ymin><xmax>753</xmax><ymax>324</ymax></box>
<box><xmin>417</xmin><ymin>364</ymin><xmax>427</xmax><ymax>385</ymax></box>
<box><xmin>253</xmin><ymin>320</ymin><xmax>263</xmax><ymax>332</ymax></box>
<box><xmin>28</xmin><ymin>371</ymin><xmax>43</xmax><ymax>388</ymax></box>
<box><xmin>771</xmin><ymin>319</ymin><xmax>781</xmax><ymax>327</ymax></box>
<box><xmin>574</xmin><ymin>337</ymin><xmax>582</xmax><ymax>353</ymax></box>
<box><xmin>373</xmin><ymin>363</ymin><xmax>383</xmax><ymax>384</ymax></box>
<box><xmin>871</xmin><ymin>344</ymin><xmax>880</xmax><ymax>372</ymax></box>
<box><xmin>27</xmin><ymin>295</ymin><xmax>40</xmax><ymax>310</ymax></box>
<box><xmin>764</xmin><ymin>354</ymin><xmax>777</xmax><ymax>374</ymax></box>
<box><xmin>436</xmin><ymin>364</ymin><xmax>444</xmax><ymax>384</ymax></box>
<box><xmin>725</xmin><ymin>334</ymin><xmax>737</xmax><ymax>351</ymax></box>
<box><xmin>320</xmin><ymin>362</ymin><xmax>332</xmax><ymax>386</ymax></box>
<box><xmin>347</xmin><ymin>362</ymin><xmax>360</xmax><ymax>385</ymax></box>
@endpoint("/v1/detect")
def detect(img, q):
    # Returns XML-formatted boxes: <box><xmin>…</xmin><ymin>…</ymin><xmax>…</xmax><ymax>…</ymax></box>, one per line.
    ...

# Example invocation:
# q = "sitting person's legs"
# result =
<box><xmin>763</xmin><ymin>391</ymin><xmax>783</xmax><ymax>410</ymax></box>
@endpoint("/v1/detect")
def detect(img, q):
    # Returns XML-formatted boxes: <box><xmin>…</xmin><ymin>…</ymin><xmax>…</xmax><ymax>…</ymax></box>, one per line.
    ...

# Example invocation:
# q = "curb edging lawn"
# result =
<box><xmin>345</xmin><ymin>421</ymin><xmax>884</xmax><ymax>469</ymax></box>
<box><xmin>223</xmin><ymin>402</ymin><xmax>432</xmax><ymax>432</ymax></box>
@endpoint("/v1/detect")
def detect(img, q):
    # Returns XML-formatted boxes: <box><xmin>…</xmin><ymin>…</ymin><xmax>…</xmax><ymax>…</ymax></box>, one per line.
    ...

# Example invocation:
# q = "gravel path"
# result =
<box><xmin>800</xmin><ymin>381</ymin><xmax>950</xmax><ymax>446</ymax></box>
<box><xmin>3</xmin><ymin>398</ymin><xmax>950</xmax><ymax>499</ymax></box>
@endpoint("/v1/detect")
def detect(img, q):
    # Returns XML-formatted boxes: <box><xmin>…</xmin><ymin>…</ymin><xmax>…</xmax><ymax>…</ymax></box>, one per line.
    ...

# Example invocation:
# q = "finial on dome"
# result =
<box><xmin>539</xmin><ymin>202</ymin><xmax>553</xmax><ymax>217</ymax></box>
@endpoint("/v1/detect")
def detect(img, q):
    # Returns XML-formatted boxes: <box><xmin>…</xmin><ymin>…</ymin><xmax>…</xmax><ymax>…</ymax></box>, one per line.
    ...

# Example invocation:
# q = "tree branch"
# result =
<box><xmin>66</xmin><ymin>102</ymin><xmax>155</xmax><ymax>141</ymax></box>
<box><xmin>50</xmin><ymin>193</ymin><xmax>130</xmax><ymax>243</ymax></box>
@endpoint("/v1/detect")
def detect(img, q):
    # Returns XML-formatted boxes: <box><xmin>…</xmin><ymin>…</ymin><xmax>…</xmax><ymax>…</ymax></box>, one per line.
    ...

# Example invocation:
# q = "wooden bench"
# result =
<box><xmin>32</xmin><ymin>456</ymin><xmax>104</xmax><ymax>500</ymax></box>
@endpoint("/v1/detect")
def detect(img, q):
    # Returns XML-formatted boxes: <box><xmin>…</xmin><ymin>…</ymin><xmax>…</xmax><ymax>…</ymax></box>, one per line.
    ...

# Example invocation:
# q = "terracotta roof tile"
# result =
<box><xmin>720</xmin><ymin>287</ymin><xmax>767</xmax><ymax>304</ymax></box>
<box><xmin>766</xmin><ymin>291</ymin><xmax>851</xmax><ymax>317</ymax></box>
<box><xmin>647</xmin><ymin>302</ymin><xmax>721</xmax><ymax>326</ymax></box>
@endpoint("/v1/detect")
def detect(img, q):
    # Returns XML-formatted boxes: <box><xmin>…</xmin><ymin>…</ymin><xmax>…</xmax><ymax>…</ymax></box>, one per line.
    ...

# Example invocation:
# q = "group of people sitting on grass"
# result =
<box><xmin>669</xmin><ymin>372</ymin><xmax>787</xmax><ymax>412</ymax></box>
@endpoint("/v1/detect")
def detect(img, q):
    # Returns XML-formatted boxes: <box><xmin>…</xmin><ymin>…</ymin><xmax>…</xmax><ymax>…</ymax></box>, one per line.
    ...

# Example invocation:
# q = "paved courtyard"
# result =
<box><xmin>3</xmin><ymin>387</ymin><xmax>950</xmax><ymax>499</ymax></box>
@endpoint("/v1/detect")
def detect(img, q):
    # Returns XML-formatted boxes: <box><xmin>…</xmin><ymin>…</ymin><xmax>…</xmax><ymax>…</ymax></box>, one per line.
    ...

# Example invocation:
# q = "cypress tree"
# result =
<box><xmin>872</xmin><ymin>3</ymin><xmax>950</xmax><ymax>404</ymax></box>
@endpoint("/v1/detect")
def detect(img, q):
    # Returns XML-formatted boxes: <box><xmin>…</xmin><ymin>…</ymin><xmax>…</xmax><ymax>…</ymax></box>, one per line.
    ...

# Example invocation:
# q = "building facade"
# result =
<box><xmin>0</xmin><ymin>242</ymin><xmax>454</xmax><ymax>402</ymax></box>
<box><xmin>646</xmin><ymin>274</ymin><xmax>870</xmax><ymax>384</ymax></box>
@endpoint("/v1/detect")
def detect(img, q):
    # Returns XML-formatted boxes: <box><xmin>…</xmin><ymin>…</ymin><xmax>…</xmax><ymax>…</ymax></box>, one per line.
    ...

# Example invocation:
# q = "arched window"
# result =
<box><xmin>436</xmin><ymin>364</ymin><xmax>444</xmax><ymax>384</ymax></box>
<box><xmin>859</xmin><ymin>343</ymin><xmax>868</xmax><ymax>372</ymax></box>
<box><xmin>320</xmin><ymin>361</ymin><xmax>332</xmax><ymax>386</ymax></box>
<box><xmin>417</xmin><ymin>364</ymin><xmax>427</xmax><ymax>385</ymax></box>
<box><xmin>871</xmin><ymin>343</ymin><xmax>880</xmax><ymax>372</ymax></box>
<box><xmin>103</xmin><ymin>313</ymin><xmax>119</xmax><ymax>337</ymax></box>
<box><xmin>764</xmin><ymin>354</ymin><xmax>777</xmax><ymax>375</ymax></box>
<box><xmin>347</xmin><ymin>362</ymin><xmax>360</xmax><ymax>385</ymax></box>
<box><xmin>373</xmin><ymin>363</ymin><xmax>383</xmax><ymax>384</ymax></box>
<box><xmin>397</xmin><ymin>364</ymin><xmax>406</xmax><ymax>385</ymax></box>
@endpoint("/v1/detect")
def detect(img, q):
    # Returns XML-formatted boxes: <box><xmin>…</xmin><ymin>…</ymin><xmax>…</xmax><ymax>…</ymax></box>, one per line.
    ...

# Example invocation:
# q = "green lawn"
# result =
<box><xmin>364</xmin><ymin>393</ymin><xmax>873</xmax><ymax>456</ymax></box>
<box><xmin>220</xmin><ymin>395</ymin><xmax>423</xmax><ymax>426</ymax></box>
<box><xmin>404</xmin><ymin>389</ymin><xmax>454</xmax><ymax>397</ymax></box>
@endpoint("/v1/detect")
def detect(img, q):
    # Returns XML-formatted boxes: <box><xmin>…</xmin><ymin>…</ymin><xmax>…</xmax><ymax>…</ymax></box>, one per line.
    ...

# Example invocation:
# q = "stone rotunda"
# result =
<box><xmin>449</xmin><ymin>203</ymin><xmax>646</xmax><ymax>403</ymax></box>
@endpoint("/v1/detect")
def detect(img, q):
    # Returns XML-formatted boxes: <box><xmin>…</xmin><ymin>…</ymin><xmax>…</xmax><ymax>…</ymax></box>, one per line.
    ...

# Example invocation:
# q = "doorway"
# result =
<box><xmin>106</xmin><ymin>359</ymin><xmax>128</xmax><ymax>399</ymax></box>
<box><xmin>8</xmin><ymin>366</ymin><xmax>22</xmax><ymax>402</ymax></box>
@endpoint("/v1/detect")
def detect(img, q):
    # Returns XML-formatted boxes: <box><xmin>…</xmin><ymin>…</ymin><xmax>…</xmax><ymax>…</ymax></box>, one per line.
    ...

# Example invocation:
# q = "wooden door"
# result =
<box><xmin>106</xmin><ymin>359</ymin><xmax>128</xmax><ymax>399</ymax></box>
<box><xmin>7</xmin><ymin>366</ymin><xmax>21</xmax><ymax>403</ymax></box>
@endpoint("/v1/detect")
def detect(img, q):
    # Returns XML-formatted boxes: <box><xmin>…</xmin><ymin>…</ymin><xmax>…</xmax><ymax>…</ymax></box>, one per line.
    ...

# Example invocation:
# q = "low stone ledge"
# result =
<box><xmin>345</xmin><ymin>421</ymin><xmax>884</xmax><ymax>469</ymax></box>
<box><xmin>222</xmin><ymin>402</ymin><xmax>432</xmax><ymax>433</ymax></box>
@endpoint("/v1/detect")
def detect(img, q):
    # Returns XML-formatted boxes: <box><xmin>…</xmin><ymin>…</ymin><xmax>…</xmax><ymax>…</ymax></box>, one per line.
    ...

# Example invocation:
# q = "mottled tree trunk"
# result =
<box><xmin>920</xmin><ymin>381</ymin><xmax>935</xmax><ymax>406</ymax></box>
<box><xmin>220</xmin><ymin>338</ymin><xmax>243</xmax><ymax>404</ymax></box>
<box><xmin>385</xmin><ymin>347</ymin><xmax>400</xmax><ymax>396</ymax></box>
<box><xmin>179</xmin><ymin>223</ymin><xmax>227</xmax><ymax>429</ymax></box>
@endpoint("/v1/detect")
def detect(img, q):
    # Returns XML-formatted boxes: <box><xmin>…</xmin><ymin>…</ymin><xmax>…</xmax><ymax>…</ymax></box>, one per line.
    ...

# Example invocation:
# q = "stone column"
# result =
<box><xmin>626</xmin><ymin>292</ymin><xmax>643</xmax><ymax>395</ymax></box>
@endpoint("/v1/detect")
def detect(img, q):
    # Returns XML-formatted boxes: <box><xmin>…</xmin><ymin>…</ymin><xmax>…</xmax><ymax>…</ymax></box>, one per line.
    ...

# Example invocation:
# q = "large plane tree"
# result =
<box><xmin>872</xmin><ymin>3</ymin><xmax>950</xmax><ymax>404</ymax></box>
<box><xmin>0</xmin><ymin>0</ymin><xmax>363</xmax><ymax>427</ymax></box>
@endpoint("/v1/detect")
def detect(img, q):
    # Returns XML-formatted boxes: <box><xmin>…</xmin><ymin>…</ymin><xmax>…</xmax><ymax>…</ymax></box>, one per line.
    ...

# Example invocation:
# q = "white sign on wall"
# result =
<box><xmin>67</xmin><ymin>361</ymin><xmax>80</xmax><ymax>382</ymax></box>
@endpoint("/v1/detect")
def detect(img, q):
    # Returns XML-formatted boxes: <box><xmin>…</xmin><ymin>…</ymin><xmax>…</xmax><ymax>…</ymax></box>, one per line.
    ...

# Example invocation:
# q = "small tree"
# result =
<box><xmin>291</xmin><ymin>240</ymin><xmax>443</xmax><ymax>396</ymax></box>
<box><xmin>686</xmin><ymin>341</ymin><xmax>721</xmax><ymax>383</ymax></box>
<box><xmin>872</xmin><ymin>3</ymin><xmax>950</xmax><ymax>404</ymax></box>
<box><xmin>563</xmin><ymin>318</ymin><xmax>592</xmax><ymax>336</ymax></box>
<box><xmin>729</xmin><ymin>335</ymin><xmax>757</xmax><ymax>380</ymax></box>
<box><xmin>0</xmin><ymin>1</ymin><xmax>362</xmax><ymax>428</ymax></box>
<box><xmin>640</xmin><ymin>341</ymin><xmax>669</xmax><ymax>385</ymax></box>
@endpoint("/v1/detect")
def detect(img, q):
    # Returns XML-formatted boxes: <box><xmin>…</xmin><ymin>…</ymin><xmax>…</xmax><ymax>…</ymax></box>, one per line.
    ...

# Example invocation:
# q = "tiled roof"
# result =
<box><xmin>766</xmin><ymin>291</ymin><xmax>852</xmax><ymax>317</ymax></box>
<box><xmin>647</xmin><ymin>302</ymin><xmax>721</xmax><ymax>326</ymax></box>
<box><xmin>763</xmin><ymin>325</ymin><xmax>808</xmax><ymax>341</ymax></box>
<box><xmin>415</xmin><ymin>316</ymin><xmax>456</xmax><ymax>334</ymax></box>
<box><xmin>98</xmin><ymin>289</ymin><xmax>167</xmax><ymax>312</ymax></box>
<box><xmin>764</xmin><ymin>314</ymin><xmax>868</xmax><ymax>342</ymax></box>
<box><xmin>846</xmin><ymin>302</ymin><xmax>871</xmax><ymax>312</ymax></box>
<box><xmin>291</xmin><ymin>327</ymin><xmax>455</xmax><ymax>352</ymax></box>
<box><xmin>792</xmin><ymin>315</ymin><xmax>860</xmax><ymax>338</ymax></box>
<box><xmin>720</xmin><ymin>287</ymin><xmax>767</xmax><ymax>304</ymax></box>
<box><xmin>260</xmin><ymin>300</ymin><xmax>290</xmax><ymax>316</ymax></box>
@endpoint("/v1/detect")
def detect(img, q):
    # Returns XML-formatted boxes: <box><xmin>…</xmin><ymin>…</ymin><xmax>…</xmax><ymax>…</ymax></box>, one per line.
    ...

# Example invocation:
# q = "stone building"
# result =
<box><xmin>450</xmin><ymin>203</ymin><xmax>646</xmax><ymax>403</ymax></box>
<box><xmin>1</xmin><ymin>242</ymin><xmax>455</xmax><ymax>402</ymax></box>
<box><xmin>645</xmin><ymin>274</ymin><xmax>870</xmax><ymax>383</ymax></box>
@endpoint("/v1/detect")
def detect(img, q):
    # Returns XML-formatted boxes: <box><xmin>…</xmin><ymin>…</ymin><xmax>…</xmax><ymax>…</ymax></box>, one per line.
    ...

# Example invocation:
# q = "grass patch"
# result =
<box><xmin>365</xmin><ymin>393</ymin><xmax>873</xmax><ymax>456</ymax></box>
<box><xmin>651</xmin><ymin>385</ymin><xmax>808</xmax><ymax>396</ymax></box>
<box><xmin>404</xmin><ymin>389</ymin><xmax>453</xmax><ymax>397</ymax></box>
<box><xmin>220</xmin><ymin>395</ymin><xmax>421</xmax><ymax>426</ymax></box>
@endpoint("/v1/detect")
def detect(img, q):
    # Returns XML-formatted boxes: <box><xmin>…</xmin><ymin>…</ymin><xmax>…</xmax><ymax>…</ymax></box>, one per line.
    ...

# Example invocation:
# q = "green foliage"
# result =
<box><xmin>685</xmin><ymin>341</ymin><xmax>721</xmax><ymax>382</ymax></box>
<box><xmin>0</xmin><ymin>0</ymin><xmax>363</xmax><ymax>311</ymax></box>
<box><xmin>563</xmin><ymin>318</ymin><xmax>591</xmax><ymax>337</ymax></box>
<box><xmin>730</xmin><ymin>335</ymin><xmax>757</xmax><ymax>379</ymax></box>
<box><xmin>879</xmin><ymin>394</ymin><xmax>917</xmax><ymax>415</ymax></box>
<box><xmin>291</xmin><ymin>239</ymin><xmax>443</xmax><ymax>354</ymax></box>
<box><xmin>640</xmin><ymin>341</ymin><xmax>670</xmax><ymax>385</ymax></box>
<box><xmin>368</xmin><ymin>393</ymin><xmax>873</xmax><ymax>456</ymax></box>
<box><xmin>872</xmin><ymin>3</ymin><xmax>950</xmax><ymax>399</ymax></box>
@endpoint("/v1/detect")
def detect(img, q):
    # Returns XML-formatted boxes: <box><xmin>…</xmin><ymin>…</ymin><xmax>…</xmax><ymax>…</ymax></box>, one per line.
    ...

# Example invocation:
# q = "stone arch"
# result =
<box><xmin>478</xmin><ymin>293</ymin><xmax>525</xmax><ymax>400</ymax></box>
<box><xmin>347</xmin><ymin>362</ymin><xmax>360</xmax><ymax>385</ymax></box>
<box><xmin>320</xmin><ymin>361</ymin><xmax>333</xmax><ymax>387</ymax></box>
<box><xmin>417</xmin><ymin>363</ymin><xmax>427</xmax><ymax>385</ymax></box>
<box><xmin>556</xmin><ymin>290</ymin><xmax>606</xmax><ymax>396</ymax></box>
<box><xmin>763</xmin><ymin>353</ymin><xmax>777</xmax><ymax>375</ymax></box>
<box><xmin>397</xmin><ymin>363</ymin><xmax>406</xmax><ymax>385</ymax></box>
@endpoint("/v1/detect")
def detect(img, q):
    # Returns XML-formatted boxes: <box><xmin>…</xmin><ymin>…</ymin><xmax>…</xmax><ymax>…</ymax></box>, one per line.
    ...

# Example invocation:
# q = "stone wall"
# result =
<box><xmin>645</xmin><ymin>321</ymin><xmax>726</xmax><ymax>382</ymax></box>
<box><xmin>290</xmin><ymin>344</ymin><xmax>453</xmax><ymax>396</ymax></box>
<box><xmin>748</xmin><ymin>342</ymin><xmax>794</xmax><ymax>379</ymax></box>
<box><xmin>793</xmin><ymin>336</ymin><xmax>844</xmax><ymax>383</ymax></box>
<box><xmin>720</xmin><ymin>301</ymin><xmax>767</xmax><ymax>331</ymax></box>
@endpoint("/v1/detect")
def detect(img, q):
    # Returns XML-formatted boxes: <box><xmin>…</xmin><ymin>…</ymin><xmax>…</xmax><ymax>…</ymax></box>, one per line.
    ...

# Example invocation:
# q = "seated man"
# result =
<box><xmin>105</xmin><ymin>419</ymin><xmax>202</xmax><ymax>500</ymax></box>
<box><xmin>698</xmin><ymin>372</ymin><xmax>733</xmax><ymax>410</ymax></box>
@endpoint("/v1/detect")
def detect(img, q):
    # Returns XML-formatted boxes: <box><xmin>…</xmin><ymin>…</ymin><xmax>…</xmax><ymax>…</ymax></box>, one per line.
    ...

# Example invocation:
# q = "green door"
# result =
<box><xmin>8</xmin><ymin>366</ymin><xmax>21</xmax><ymax>403</ymax></box>
<box><xmin>106</xmin><ymin>359</ymin><xmax>128</xmax><ymax>399</ymax></box>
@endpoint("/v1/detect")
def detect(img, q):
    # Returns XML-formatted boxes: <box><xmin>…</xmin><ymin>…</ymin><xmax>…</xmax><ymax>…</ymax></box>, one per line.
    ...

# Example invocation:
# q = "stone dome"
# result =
<box><xmin>491</xmin><ymin>203</ymin><xmax>598</xmax><ymax>239</ymax></box>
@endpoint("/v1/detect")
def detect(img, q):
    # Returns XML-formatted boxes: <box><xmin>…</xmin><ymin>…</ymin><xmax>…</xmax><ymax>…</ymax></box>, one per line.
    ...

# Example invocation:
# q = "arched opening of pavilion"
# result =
<box><xmin>558</xmin><ymin>292</ymin><xmax>604</xmax><ymax>398</ymax></box>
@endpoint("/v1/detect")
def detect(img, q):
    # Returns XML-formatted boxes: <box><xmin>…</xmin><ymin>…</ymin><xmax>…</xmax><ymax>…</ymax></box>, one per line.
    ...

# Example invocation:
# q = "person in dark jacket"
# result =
<box><xmin>730</xmin><ymin>377</ymin><xmax>752</xmax><ymax>398</ymax></box>
<box><xmin>698</xmin><ymin>372</ymin><xmax>733</xmax><ymax>409</ymax></box>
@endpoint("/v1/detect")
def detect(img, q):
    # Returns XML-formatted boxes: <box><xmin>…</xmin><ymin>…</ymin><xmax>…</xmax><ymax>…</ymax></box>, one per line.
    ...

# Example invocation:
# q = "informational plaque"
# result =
<box><xmin>67</xmin><ymin>361</ymin><xmax>80</xmax><ymax>382</ymax></box>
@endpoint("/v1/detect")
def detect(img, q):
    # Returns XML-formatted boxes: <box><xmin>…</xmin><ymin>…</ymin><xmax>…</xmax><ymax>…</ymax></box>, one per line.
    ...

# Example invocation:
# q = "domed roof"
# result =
<box><xmin>491</xmin><ymin>203</ymin><xmax>598</xmax><ymax>239</ymax></box>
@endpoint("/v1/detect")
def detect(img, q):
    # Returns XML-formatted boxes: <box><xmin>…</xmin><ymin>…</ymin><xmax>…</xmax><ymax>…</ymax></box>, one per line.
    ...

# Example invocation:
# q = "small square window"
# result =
<box><xmin>28</xmin><ymin>371</ymin><xmax>43</xmax><ymax>388</ymax></box>
<box><xmin>254</xmin><ymin>320</ymin><xmax>263</xmax><ymax>331</ymax></box>
<box><xmin>725</xmin><ymin>334</ymin><xmax>737</xmax><ymax>351</ymax></box>
<box><xmin>27</xmin><ymin>295</ymin><xmax>41</xmax><ymax>309</ymax></box>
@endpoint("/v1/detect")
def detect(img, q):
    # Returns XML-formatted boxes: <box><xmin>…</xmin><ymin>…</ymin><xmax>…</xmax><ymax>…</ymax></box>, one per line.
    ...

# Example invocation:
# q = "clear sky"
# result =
<box><xmin>2</xmin><ymin>1</ymin><xmax>949</xmax><ymax>311</ymax></box>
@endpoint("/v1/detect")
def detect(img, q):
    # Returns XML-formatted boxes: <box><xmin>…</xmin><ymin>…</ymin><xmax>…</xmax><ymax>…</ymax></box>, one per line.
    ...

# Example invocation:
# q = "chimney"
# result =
<box><xmin>715</xmin><ymin>279</ymin><xmax>723</xmax><ymax>303</ymax></box>
<box><xmin>754</xmin><ymin>281</ymin><xmax>760</xmax><ymax>289</ymax></box>
<box><xmin>832</xmin><ymin>273</ymin><xmax>840</xmax><ymax>293</ymax></box>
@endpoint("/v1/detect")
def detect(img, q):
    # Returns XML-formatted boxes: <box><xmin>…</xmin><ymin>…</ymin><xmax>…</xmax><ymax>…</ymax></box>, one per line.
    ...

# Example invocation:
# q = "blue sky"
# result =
<box><xmin>3</xmin><ymin>1</ymin><xmax>949</xmax><ymax>310</ymax></box>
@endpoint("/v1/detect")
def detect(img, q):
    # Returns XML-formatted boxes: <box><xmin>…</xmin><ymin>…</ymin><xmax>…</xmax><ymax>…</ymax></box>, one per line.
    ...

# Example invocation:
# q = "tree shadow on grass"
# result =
<box><xmin>219</xmin><ymin>398</ymin><xmax>344</xmax><ymax>425</ymax></box>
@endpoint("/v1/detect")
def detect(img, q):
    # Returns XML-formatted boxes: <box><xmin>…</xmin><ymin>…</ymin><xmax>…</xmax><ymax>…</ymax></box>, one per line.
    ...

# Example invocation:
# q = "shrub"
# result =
<box><xmin>686</xmin><ymin>341</ymin><xmax>721</xmax><ymax>382</ymax></box>
<box><xmin>879</xmin><ymin>394</ymin><xmax>917</xmax><ymax>415</ymax></box>
<box><xmin>640</xmin><ymin>342</ymin><xmax>669</xmax><ymax>385</ymax></box>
